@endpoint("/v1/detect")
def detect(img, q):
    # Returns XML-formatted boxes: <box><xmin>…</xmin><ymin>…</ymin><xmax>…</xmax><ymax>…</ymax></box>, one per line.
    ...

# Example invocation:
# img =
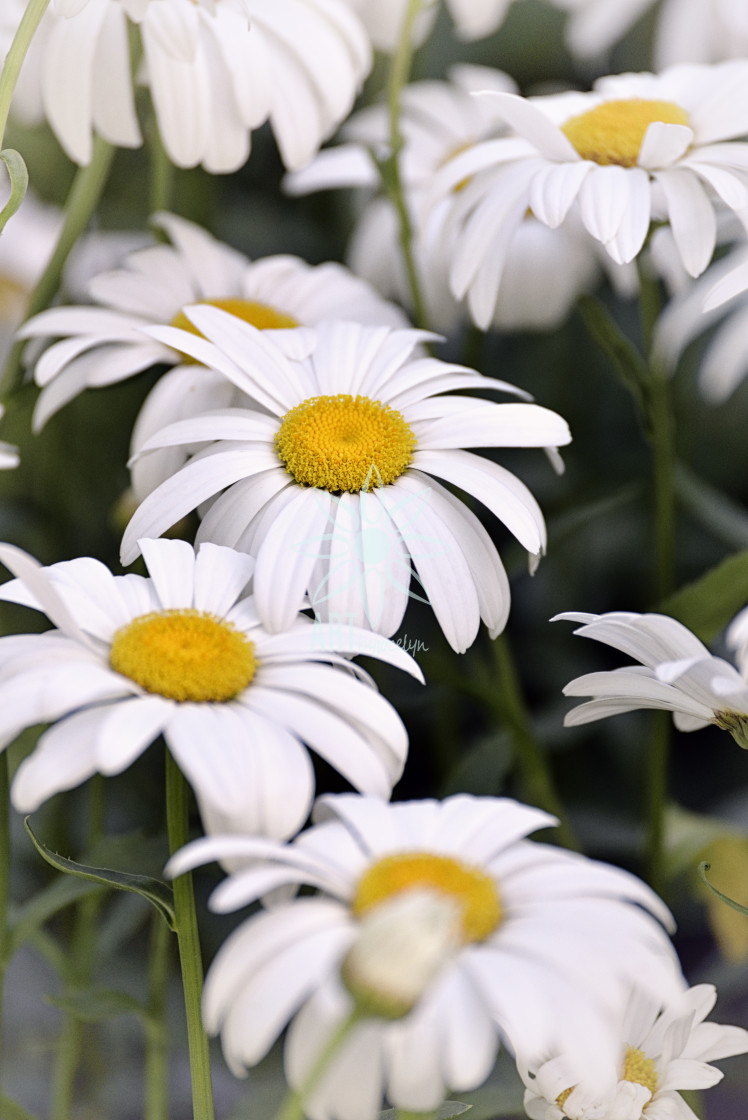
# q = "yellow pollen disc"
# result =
<box><xmin>109</xmin><ymin>608</ymin><xmax>258</xmax><ymax>702</ymax></box>
<box><xmin>170</xmin><ymin>298</ymin><xmax>299</xmax><ymax>360</ymax></box>
<box><xmin>561</xmin><ymin>98</ymin><xmax>690</xmax><ymax>167</ymax></box>
<box><xmin>352</xmin><ymin>852</ymin><xmax>503</xmax><ymax>944</ymax></box>
<box><xmin>556</xmin><ymin>1087</ymin><xmax>574</xmax><ymax>1111</ymax></box>
<box><xmin>622</xmin><ymin>1045</ymin><xmax>658</xmax><ymax>1098</ymax></box>
<box><xmin>274</xmin><ymin>394</ymin><xmax>416</xmax><ymax>493</ymax></box>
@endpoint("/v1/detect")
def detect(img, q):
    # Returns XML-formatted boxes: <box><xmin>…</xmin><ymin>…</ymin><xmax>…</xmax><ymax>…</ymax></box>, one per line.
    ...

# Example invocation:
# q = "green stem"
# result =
<box><xmin>0</xmin><ymin>135</ymin><xmax>115</xmax><ymax>397</ymax></box>
<box><xmin>144</xmin><ymin>910</ymin><xmax>171</xmax><ymax>1120</ymax></box>
<box><xmin>274</xmin><ymin>1008</ymin><xmax>363</xmax><ymax>1120</ymax></box>
<box><xmin>148</xmin><ymin>117</ymin><xmax>175</xmax><ymax>218</ymax></box>
<box><xmin>0</xmin><ymin>751</ymin><xmax>10</xmax><ymax>1060</ymax></box>
<box><xmin>0</xmin><ymin>0</ymin><xmax>51</xmax><ymax>147</ymax></box>
<box><xmin>165</xmin><ymin>749</ymin><xmax>215</xmax><ymax>1120</ymax></box>
<box><xmin>383</xmin><ymin>0</ymin><xmax>428</xmax><ymax>330</ymax></box>
<box><xmin>490</xmin><ymin>634</ymin><xmax>579</xmax><ymax>850</ymax></box>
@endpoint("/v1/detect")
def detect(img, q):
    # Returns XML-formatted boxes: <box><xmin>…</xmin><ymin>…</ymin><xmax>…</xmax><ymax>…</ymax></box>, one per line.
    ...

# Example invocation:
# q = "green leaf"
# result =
<box><xmin>24</xmin><ymin>819</ymin><xmax>175</xmax><ymax>930</ymax></box>
<box><xmin>674</xmin><ymin>462</ymin><xmax>748</xmax><ymax>550</ymax></box>
<box><xmin>577</xmin><ymin>294</ymin><xmax>647</xmax><ymax>412</ymax></box>
<box><xmin>440</xmin><ymin>731</ymin><xmax>511</xmax><ymax>797</ymax></box>
<box><xmin>46</xmin><ymin>987</ymin><xmax>150</xmax><ymax>1023</ymax></box>
<box><xmin>0</xmin><ymin>1093</ymin><xmax>38</xmax><ymax>1120</ymax></box>
<box><xmin>0</xmin><ymin>148</ymin><xmax>28</xmax><ymax>235</ymax></box>
<box><xmin>698</xmin><ymin>860</ymin><xmax>748</xmax><ymax>920</ymax></box>
<box><xmin>659</xmin><ymin>548</ymin><xmax>748</xmax><ymax>642</ymax></box>
<box><xmin>9</xmin><ymin>874</ymin><xmax>103</xmax><ymax>953</ymax></box>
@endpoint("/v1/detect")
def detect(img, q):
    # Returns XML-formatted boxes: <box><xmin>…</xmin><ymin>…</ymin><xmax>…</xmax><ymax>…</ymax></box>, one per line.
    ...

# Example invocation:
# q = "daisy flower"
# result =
<box><xmin>1</xmin><ymin>0</ymin><xmax>371</xmax><ymax>172</ymax></box>
<box><xmin>120</xmin><ymin>315</ymin><xmax>571</xmax><ymax>653</ymax></box>
<box><xmin>430</xmin><ymin>60</ymin><xmax>748</xmax><ymax>318</ymax></box>
<box><xmin>553</xmin><ymin>0</ymin><xmax>748</xmax><ymax>69</ymax></box>
<box><xmin>0</xmin><ymin>538</ymin><xmax>422</xmax><ymax>838</ymax></box>
<box><xmin>167</xmin><ymin>792</ymin><xmax>684</xmax><ymax>1120</ymax></box>
<box><xmin>345</xmin><ymin>0</ymin><xmax>530</xmax><ymax>50</ymax></box>
<box><xmin>521</xmin><ymin>984</ymin><xmax>748</xmax><ymax>1120</ymax></box>
<box><xmin>554</xmin><ymin>610</ymin><xmax>748</xmax><ymax>749</ymax></box>
<box><xmin>18</xmin><ymin>211</ymin><xmax>408</xmax><ymax>498</ymax></box>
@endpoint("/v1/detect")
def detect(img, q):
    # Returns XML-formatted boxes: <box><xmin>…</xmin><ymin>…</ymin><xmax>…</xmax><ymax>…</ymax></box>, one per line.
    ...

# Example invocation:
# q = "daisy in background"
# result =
<box><xmin>554</xmin><ymin>610</ymin><xmax>748</xmax><ymax>749</ymax></box>
<box><xmin>345</xmin><ymin>0</ymin><xmax>532</xmax><ymax>51</ymax></box>
<box><xmin>167</xmin><ymin>792</ymin><xmax>684</xmax><ymax>1120</ymax></box>
<box><xmin>0</xmin><ymin>537</ymin><xmax>422</xmax><ymax>838</ymax></box>
<box><xmin>286</xmin><ymin>66</ymin><xmax>612</xmax><ymax>333</ymax></box>
<box><xmin>522</xmin><ymin>984</ymin><xmax>748</xmax><ymax>1120</ymax></box>
<box><xmin>552</xmin><ymin>0</ymin><xmax>748</xmax><ymax>69</ymax></box>
<box><xmin>0</xmin><ymin>0</ymin><xmax>371</xmax><ymax>172</ymax></box>
<box><xmin>120</xmin><ymin>315</ymin><xmax>571</xmax><ymax>653</ymax></box>
<box><xmin>18</xmin><ymin>211</ymin><xmax>408</xmax><ymax>499</ymax></box>
<box><xmin>430</xmin><ymin>60</ymin><xmax>748</xmax><ymax>324</ymax></box>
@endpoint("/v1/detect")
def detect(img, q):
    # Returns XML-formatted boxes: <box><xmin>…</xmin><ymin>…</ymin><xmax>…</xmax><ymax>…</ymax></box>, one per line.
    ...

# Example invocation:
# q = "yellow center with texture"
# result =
<box><xmin>274</xmin><ymin>394</ymin><xmax>416</xmax><ymax>492</ymax></box>
<box><xmin>110</xmin><ymin>609</ymin><xmax>258</xmax><ymax>702</ymax></box>
<box><xmin>352</xmin><ymin>852</ymin><xmax>503</xmax><ymax>943</ymax></box>
<box><xmin>171</xmin><ymin>297</ymin><xmax>300</xmax><ymax>335</ymax></box>
<box><xmin>562</xmin><ymin>98</ymin><xmax>690</xmax><ymax>167</ymax></box>
<box><xmin>556</xmin><ymin>1045</ymin><xmax>658</xmax><ymax>1113</ymax></box>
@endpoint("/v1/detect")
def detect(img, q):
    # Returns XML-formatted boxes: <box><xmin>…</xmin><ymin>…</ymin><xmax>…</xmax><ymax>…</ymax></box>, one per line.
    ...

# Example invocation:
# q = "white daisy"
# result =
<box><xmin>521</xmin><ymin>983</ymin><xmax>748</xmax><ymax>1120</ymax></box>
<box><xmin>286</xmin><ymin>66</ymin><xmax>605</xmax><ymax>332</ymax></box>
<box><xmin>0</xmin><ymin>538</ymin><xmax>422</xmax><ymax>838</ymax></box>
<box><xmin>120</xmin><ymin>314</ymin><xmax>571</xmax><ymax>653</ymax></box>
<box><xmin>18</xmin><ymin>211</ymin><xmax>408</xmax><ymax>497</ymax></box>
<box><xmin>553</xmin><ymin>0</ymin><xmax>748</xmax><ymax>69</ymax></box>
<box><xmin>1</xmin><ymin>0</ymin><xmax>371</xmax><ymax>172</ymax></box>
<box><xmin>344</xmin><ymin>0</ymin><xmax>528</xmax><ymax>50</ymax></box>
<box><xmin>430</xmin><ymin>60</ymin><xmax>748</xmax><ymax>318</ymax></box>
<box><xmin>167</xmin><ymin>792</ymin><xmax>684</xmax><ymax>1120</ymax></box>
<box><xmin>554</xmin><ymin>610</ymin><xmax>748</xmax><ymax>749</ymax></box>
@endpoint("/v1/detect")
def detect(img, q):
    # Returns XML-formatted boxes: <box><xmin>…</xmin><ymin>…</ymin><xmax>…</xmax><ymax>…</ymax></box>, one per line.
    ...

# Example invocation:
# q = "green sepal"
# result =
<box><xmin>24</xmin><ymin>819</ymin><xmax>175</xmax><ymax>930</ymax></box>
<box><xmin>0</xmin><ymin>148</ymin><xmax>28</xmax><ymax>236</ymax></box>
<box><xmin>659</xmin><ymin>547</ymin><xmax>748</xmax><ymax>642</ymax></box>
<box><xmin>46</xmin><ymin>987</ymin><xmax>151</xmax><ymax>1024</ymax></box>
<box><xmin>9</xmin><ymin>874</ymin><xmax>103</xmax><ymax>954</ymax></box>
<box><xmin>698</xmin><ymin>861</ymin><xmax>748</xmax><ymax>919</ymax></box>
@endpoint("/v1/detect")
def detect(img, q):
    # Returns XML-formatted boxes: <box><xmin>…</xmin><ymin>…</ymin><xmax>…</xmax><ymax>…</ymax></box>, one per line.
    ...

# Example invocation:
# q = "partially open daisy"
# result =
<box><xmin>19</xmin><ymin>212</ymin><xmax>407</xmax><ymax>497</ymax></box>
<box><xmin>521</xmin><ymin>983</ymin><xmax>748</xmax><ymax>1120</ymax></box>
<box><xmin>120</xmin><ymin>315</ymin><xmax>571</xmax><ymax>653</ymax></box>
<box><xmin>0</xmin><ymin>538</ymin><xmax>421</xmax><ymax>837</ymax></box>
<box><xmin>167</xmin><ymin>792</ymin><xmax>683</xmax><ymax>1120</ymax></box>
<box><xmin>554</xmin><ymin>610</ymin><xmax>748</xmax><ymax>749</ymax></box>
<box><xmin>431</xmin><ymin>60</ymin><xmax>748</xmax><ymax>318</ymax></box>
<box><xmin>1</xmin><ymin>0</ymin><xmax>371</xmax><ymax>172</ymax></box>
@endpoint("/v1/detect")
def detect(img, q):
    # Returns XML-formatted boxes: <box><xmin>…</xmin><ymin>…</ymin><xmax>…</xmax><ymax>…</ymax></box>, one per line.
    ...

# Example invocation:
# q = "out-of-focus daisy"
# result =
<box><xmin>1</xmin><ymin>0</ymin><xmax>371</xmax><ymax>172</ymax></box>
<box><xmin>168</xmin><ymin>792</ymin><xmax>683</xmax><ymax>1120</ymax></box>
<box><xmin>120</xmin><ymin>315</ymin><xmax>571</xmax><ymax>653</ymax></box>
<box><xmin>287</xmin><ymin>66</ymin><xmax>605</xmax><ymax>332</ymax></box>
<box><xmin>554</xmin><ymin>610</ymin><xmax>748</xmax><ymax>749</ymax></box>
<box><xmin>0</xmin><ymin>408</ymin><xmax>19</xmax><ymax>471</ymax></box>
<box><xmin>431</xmin><ymin>60</ymin><xmax>748</xmax><ymax>321</ymax></box>
<box><xmin>19</xmin><ymin>212</ymin><xmax>408</xmax><ymax>497</ymax></box>
<box><xmin>553</xmin><ymin>0</ymin><xmax>748</xmax><ymax>69</ymax></box>
<box><xmin>0</xmin><ymin>538</ymin><xmax>421</xmax><ymax>837</ymax></box>
<box><xmin>521</xmin><ymin>983</ymin><xmax>748</xmax><ymax>1120</ymax></box>
<box><xmin>0</xmin><ymin>185</ymin><xmax>62</xmax><ymax>365</ymax></box>
<box><xmin>345</xmin><ymin>0</ymin><xmax>530</xmax><ymax>50</ymax></box>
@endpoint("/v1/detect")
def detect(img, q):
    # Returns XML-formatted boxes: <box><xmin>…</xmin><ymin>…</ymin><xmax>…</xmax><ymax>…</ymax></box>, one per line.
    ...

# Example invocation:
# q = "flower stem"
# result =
<box><xmin>382</xmin><ymin>0</ymin><xmax>429</xmax><ymax>330</ymax></box>
<box><xmin>144</xmin><ymin>909</ymin><xmax>171</xmax><ymax>1120</ymax></box>
<box><xmin>165</xmin><ymin>749</ymin><xmax>215</xmax><ymax>1120</ymax></box>
<box><xmin>273</xmin><ymin>1008</ymin><xmax>363</xmax><ymax>1120</ymax></box>
<box><xmin>0</xmin><ymin>135</ymin><xmax>115</xmax><ymax>397</ymax></box>
<box><xmin>0</xmin><ymin>0</ymin><xmax>51</xmax><ymax>147</ymax></box>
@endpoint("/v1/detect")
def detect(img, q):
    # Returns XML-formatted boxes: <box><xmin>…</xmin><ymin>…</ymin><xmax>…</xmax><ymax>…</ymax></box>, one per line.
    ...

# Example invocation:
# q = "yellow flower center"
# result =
<box><xmin>352</xmin><ymin>852</ymin><xmax>503</xmax><ymax>944</ymax></box>
<box><xmin>561</xmin><ymin>98</ymin><xmax>690</xmax><ymax>167</ymax></box>
<box><xmin>555</xmin><ymin>1045</ymin><xmax>658</xmax><ymax>1114</ymax></box>
<box><xmin>109</xmin><ymin>608</ymin><xmax>258</xmax><ymax>702</ymax></box>
<box><xmin>274</xmin><ymin>394</ymin><xmax>416</xmax><ymax>493</ymax></box>
<box><xmin>170</xmin><ymin>297</ymin><xmax>299</xmax><ymax>361</ymax></box>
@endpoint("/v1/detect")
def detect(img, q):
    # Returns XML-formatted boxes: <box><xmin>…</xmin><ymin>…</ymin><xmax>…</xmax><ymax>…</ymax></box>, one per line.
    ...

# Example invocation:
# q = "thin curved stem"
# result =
<box><xmin>0</xmin><ymin>0</ymin><xmax>51</xmax><ymax>147</ymax></box>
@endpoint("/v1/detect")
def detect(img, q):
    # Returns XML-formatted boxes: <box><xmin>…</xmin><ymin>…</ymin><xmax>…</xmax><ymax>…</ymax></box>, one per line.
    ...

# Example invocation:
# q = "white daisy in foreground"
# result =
<box><xmin>522</xmin><ymin>983</ymin><xmax>748</xmax><ymax>1120</ymax></box>
<box><xmin>431</xmin><ymin>60</ymin><xmax>748</xmax><ymax>315</ymax></box>
<box><xmin>167</xmin><ymin>792</ymin><xmax>683</xmax><ymax>1120</ymax></box>
<box><xmin>1</xmin><ymin>0</ymin><xmax>370</xmax><ymax>172</ymax></box>
<box><xmin>553</xmin><ymin>0</ymin><xmax>748</xmax><ymax>69</ymax></box>
<box><xmin>19</xmin><ymin>211</ymin><xmax>407</xmax><ymax>497</ymax></box>
<box><xmin>121</xmin><ymin>315</ymin><xmax>571</xmax><ymax>652</ymax></box>
<box><xmin>0</xmin><ymin>538</ymin><xmax>421</xmax><ymax>837</ymax></box>
<box><xmin>554</xmin><ymin>610</ymin><xmax>748</xmax><ymax>749</ymax></box>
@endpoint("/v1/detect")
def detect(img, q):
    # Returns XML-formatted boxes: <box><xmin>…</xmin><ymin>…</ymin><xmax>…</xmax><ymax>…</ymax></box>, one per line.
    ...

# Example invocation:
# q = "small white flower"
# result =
<box><xmin>167</xmin><ymin>792</ymin><xmax>683</xmax><ymax>1120</ymax></box>
<box><xmin>521</xmin><ymin>983</ymin><xmax>748</xmax><ymax>1120</ymax></box>
<box><xmin>431</xmin><ymin>60</ymin><xmax>748</xmax><ymax>320</ymax></box>
<box><xmin>0</xmin><ymin>538</ymin><xmax>421</xmax><ymax>837</ymax></box>
<box><xmin>120</xmin><ymin>315</ymin><xmax>571</xmax><ymax>652</ymax></box>
<box><xmin>19</xmin><ymin>212</ymin><xmax>408</xmax><ymax>497</ymax></box>
<box><xmin>554</xmin><ymin>610</ymin><xmax>748</xmax><ymax>749</ymax></box>
<box><xmin>1</xmin><ymin>0</ymin><xmax>371</xmax><ymax>172</ymax></box>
